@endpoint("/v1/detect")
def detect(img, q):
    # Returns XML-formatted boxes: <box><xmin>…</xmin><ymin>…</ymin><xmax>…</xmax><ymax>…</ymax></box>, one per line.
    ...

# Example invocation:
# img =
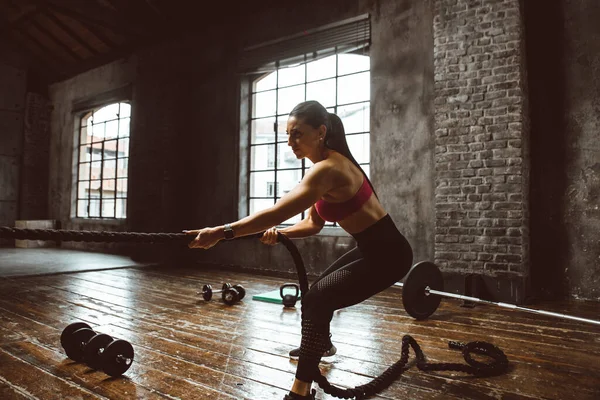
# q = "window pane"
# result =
<box><xmin>338</xmin><ymin>102</ymin><xmax>370</xmax><ymax>134</ymax></box>
<box><xmin>337</xmin><ymin>72</ymin><xmax>370</xmax><ymax>104</ymax></box>
<box><xmin>94</xmin><ymin>103</ymin><xmax>119</xmax><ymax>123</ymax></box>
<box><xmin>103</xmin><ymin>159</ymin><xmax>116</xmax><ymax>179</ymax></box>
<box><xmin>250</xmin><ymin>198</ymin><xmax>274</xmax><ymax>215</ymax></box>
<box><xmin>117</xmin><ymin>159</ymin><xmax>128</xmax><ymax>178</ymax></box>
<box><xmin>104</xmin><ymin>140</ymin><xmax>117</xmax><ymax>160</ymax></box>
<box><xmin>102</xmin><ymin>200</ymin><xmax>115</xmax><ymax>218</ymax></box>
<box><xmin>253</xmin><ymin>90</ymin><xmax>276</xmax><ymax>118</ymax></box>
<box><xmin>278</xmin><ymin>64</ymin><xmax>305</xmax><ymax>87</ymax></box>
<box><xmin>116</xmin><ymin>198</ymin><xmax>127</xmax><ymax>218</ymax></box>
<box><xmin>79</xmin><ymin>145</ymin><xmax>90</xmax><ymax>163</ymax></box>
<box><xmin>90</xmin><ymin>144</ymin><xmax>102</xmax><ymax>162</ymax></box>
<box><xmin>338</xmin><ymin>53</ymin><xmax>370</xmax><ymax>76</ymax></box>
<box><xmin>78</xmin><ymin>162</ymin><xmax>90</xmax><ymax>181</ymax></box>
<box><xmin>305</xmin><ymin>158</ymin><xmax>313</xmax><ymax>168</ymax></box>
<box><xmin>347</xmin><ymin>133</ymin><xmax>370</xmax><ymax>164</ymax></box>
<box><xmin>254</xmin><ymin>71</ymin><xmax>277</xmax><ymax>92</ymax></box>
<box><xmin>250</xmin><ymin>171</ymin><xmax>275</xmax><ymax>197</ymax></box>
<box><xmin>90</xmin><ymin>161</ymin><xmax>102</xmax><ymax>180</ymax></box>
<box><xmin>119</xmin><ymin>103</ymin><xmax>131</xmax><ymax>118</ymax></box>
<box><xmin>77</xmin><ymin>181</ymin><xmax>89</xmax><ymax>199</ymax></box>
<box><xmin>90</xmin><ymin>180</ymin><xmax>101</xmax><ymax>192</ymax></box>
<box><xmin>278</xmin><ymin>143</ymin><xmax>301</xmax><ymax>168</ymax></box>
<box><xmin>251</xmin><ymin>117</ymin><xmax>276</xmax><ymax>144</ymax></box>
<box><xmin>277</xmin><ymin>85</ymin><xmax>305</xmax><ymax>115</ymax></box>
<box><xmin>80</xmin><ymin>126</ymin><xmax>90</xmax><ymax>145</ymax></box>
<box><xmin>89</xmin><ymin>197</ymin><xmax>100</xmax><ymax>218</ymax></box>
<box><xmin>119</xmin><ymin>117</ymin><xmax>130</xmax><ymax>138</ymax></box>
<box><xmin>105</xmin><ymin>119</ymin><xmax>118</xmax><ymax>139</ymax></box>
<box><xmin>251</xmin><ymin>144</ymin><xmax>275</xmax><ymax>170</ymax></box>
<box><xmin>91</xmin><ymin>122</ymin><xmax>105</xmax><ymax>141</ymax></box>
<box><xmin>277</xmin><ymin>169</ymin><xmax>302</xmax><ymax>197</ymax></box>
<box><xmin>117</xmin><ymin>178</ymin><xmax>128</xmax><ymax>196</ymax></box>
<box><xmin>306</xmin><ymin>78</ymin><xmax>336</xmax><ymax>108</ymax></box>
<box><xmin>307</xmin><ymin>55</ymin><xmax>336</xmax><ymax>82</ymax></box>
<box><xmin>118</xmin><ymin>138</ymin><xmax>130</xmax><ymax>158</ymax></box>
<box><xmin>77</xmin><ymin>200</ymin><xmax>88</xmax><ymax>217</ymax></box>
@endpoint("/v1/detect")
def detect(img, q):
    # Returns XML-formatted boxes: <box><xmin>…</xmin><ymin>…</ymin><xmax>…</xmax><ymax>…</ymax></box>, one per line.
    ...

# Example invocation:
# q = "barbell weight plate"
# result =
<box><xmin>202</xmin><ymin>284</ymin><xmax>212</xmax><ymax>301</ymax></box>
<box><xmin>233</xmin><ymin>285</ymin><xmax>245</xmax><ymax>300</ymax></box>
<box><xmin>222</xmin><ymin>288</ymin><xmax>239</xmax><ymax>305</ymax></box>
<box><xmin>402</xmin><ymin>261</ymin><xmax>444</xmax><ymax>320</ymax></box>
<box><xmin>83</xmin><ymin>333</ymin><xmax>114</xmax><ymax>370</ymax></box>
<box><xmin>65</xmin><ymin>328</ymin><xmax>96</xmax><ymax>362</ymax></box>
<box><xmin>60</xmin><ymin>322</ymin><xmax>91</xmax><ymax>351</ymax></box>
<box><xmin>100</xmin><ymin>339</ymin><xmax>135</xmax><ymax>377</ymax></box>
<box><xmin>222</xmin><ymin>283</ymin><xmax>232</xmax><ymax>291</ymax></box>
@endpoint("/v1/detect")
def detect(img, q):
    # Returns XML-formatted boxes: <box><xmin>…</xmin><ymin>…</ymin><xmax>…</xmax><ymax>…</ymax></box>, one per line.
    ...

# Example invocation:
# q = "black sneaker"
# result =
<box><xmin>288</xmin><ymin>334</ymin><xmax>337</xmax><ymax>360</ymax></box>
<box><xmin>283</xmin><ymin>389</ymin><xmax>316</xmax><ymax>399</ymax></box>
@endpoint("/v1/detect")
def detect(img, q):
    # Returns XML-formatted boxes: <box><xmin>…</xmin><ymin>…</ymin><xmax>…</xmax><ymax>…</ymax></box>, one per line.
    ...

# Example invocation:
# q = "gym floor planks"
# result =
<box><xmin>0</xmin><ymin>266</ymin><xmax>598</xmax><ymax>400</ymax></box>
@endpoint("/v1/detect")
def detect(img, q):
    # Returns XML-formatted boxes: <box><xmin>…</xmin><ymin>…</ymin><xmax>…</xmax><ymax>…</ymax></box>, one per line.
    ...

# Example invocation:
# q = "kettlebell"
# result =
<box><xmin>280</xmin><ymin>283</ymin><xmax>299</xmax><ymax>308</ymax></box>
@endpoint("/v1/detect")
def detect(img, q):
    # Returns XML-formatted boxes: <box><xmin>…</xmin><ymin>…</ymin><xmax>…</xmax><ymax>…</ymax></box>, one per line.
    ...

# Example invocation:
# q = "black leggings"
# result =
<box><xmin>295</xmin><ymin>214</ymin><xmax>413</xmax><ymax>382</ymax></box>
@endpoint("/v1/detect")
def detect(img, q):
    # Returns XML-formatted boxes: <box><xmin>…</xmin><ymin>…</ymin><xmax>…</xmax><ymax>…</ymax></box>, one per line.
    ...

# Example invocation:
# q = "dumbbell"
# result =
<box><xmin>60</xmin><ymin>322</ymin><xmax>135</xmax><ymax>377</ymax></box>
<box><xmin>199</xmin><ymin>283</ymin><xmax>246</xmax><ymax>304</ymax></box>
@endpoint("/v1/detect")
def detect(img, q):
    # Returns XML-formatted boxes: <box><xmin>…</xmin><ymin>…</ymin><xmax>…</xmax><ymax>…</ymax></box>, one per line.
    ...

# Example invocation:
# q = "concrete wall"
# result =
<box><xmin>0</xmin><ymin>40</ymin><xmax>26</xmax><ymax>244</ymax></box>
<box><xmin>526</xmin><ymin>0</ymin><xmax>600</xmax><ymax>301</ymax></box>
<box><xmin>48</xmin><ymin>57</ymin><xmax>137</xmax><ymax>253</ymax></box>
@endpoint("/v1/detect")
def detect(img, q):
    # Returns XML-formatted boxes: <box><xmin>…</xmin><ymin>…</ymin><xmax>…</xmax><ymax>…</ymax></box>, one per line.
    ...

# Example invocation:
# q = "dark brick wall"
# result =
<box><xmin>433</xmin><ymin>0</ymin><xmax>530</xmax><ymax>300</ymax></box>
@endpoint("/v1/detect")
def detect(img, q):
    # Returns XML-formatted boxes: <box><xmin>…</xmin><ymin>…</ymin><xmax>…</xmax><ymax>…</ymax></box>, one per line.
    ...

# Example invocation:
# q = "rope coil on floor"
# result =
<box><xmin>314</xmin><ymin>336</ymin><xmax>509</xmax><ymax>399</ymax></box>
<box><xmin>0</xmin><ymin>226</ymin><xmax>509</xmax><ymax>398</ymax></box>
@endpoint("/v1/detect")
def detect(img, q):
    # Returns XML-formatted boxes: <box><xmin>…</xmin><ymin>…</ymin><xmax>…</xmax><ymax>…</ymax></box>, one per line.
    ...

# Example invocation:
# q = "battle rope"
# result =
<box><xmin>0</xmin><ymin>226</ymin><xmax>508</xmax><ymax>398</ymax></box>
<box><xmin>0</xmin><ymin>227</ymin><xmax>310</xmax><ymax>299</ymax></box>
<box><xmin>314</xmin><ymin>337</ymin><xmax>508</xmax><ymax>399</ymax></box>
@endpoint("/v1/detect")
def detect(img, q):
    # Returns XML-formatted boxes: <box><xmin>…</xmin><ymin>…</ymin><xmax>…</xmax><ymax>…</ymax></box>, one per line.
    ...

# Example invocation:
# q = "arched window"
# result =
<box><xmin>76</xmin><ymin>102</ymin><xmax>131</xmax><ymax>219</ymax></box>
<box><xmin>247</xmin><ymin>53</ymin><xmax>370</xmax><ymax>226</ymax></box>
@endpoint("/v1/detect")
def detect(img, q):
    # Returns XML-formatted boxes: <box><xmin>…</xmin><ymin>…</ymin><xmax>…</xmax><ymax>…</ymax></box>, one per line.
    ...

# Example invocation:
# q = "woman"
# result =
<box><xmin>185</xmin><ymin>100</ymin><xmax>413</xmax><ymax>399</ymax></box>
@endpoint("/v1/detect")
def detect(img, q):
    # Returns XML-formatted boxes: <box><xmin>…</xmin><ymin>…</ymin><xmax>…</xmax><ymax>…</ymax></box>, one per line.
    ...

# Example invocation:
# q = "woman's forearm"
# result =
<box><xmin>228</xmin><ymin>208</ymin><xmax>285</xmax><ymax>238</ymax></box>
<box><xmin>223</xmin><ymin>209</ymin><xmax>320</xmax><ymax>240</ymax></box>
<box><xmin>278</xmin><ymin>218</ymin><xmax>321</xmax><ymax>238</ymax></box>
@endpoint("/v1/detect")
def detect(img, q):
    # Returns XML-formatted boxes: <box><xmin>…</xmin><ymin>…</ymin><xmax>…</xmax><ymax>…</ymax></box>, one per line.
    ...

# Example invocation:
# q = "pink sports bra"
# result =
<box><xmin>314</xmin><ymin>176</ymin><xmax>373</xmax><ymax>222</ymax></box>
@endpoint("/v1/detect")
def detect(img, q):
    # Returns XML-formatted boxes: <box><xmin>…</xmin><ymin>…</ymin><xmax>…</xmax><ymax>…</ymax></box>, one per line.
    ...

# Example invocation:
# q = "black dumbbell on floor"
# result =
<box><xmin>60</xmin><ymin>322</ymin><xmax>135</xmax><ymax>377</ymax></box>
<box><xmin>199</xmin><ymin>283</ymin><xmax>246</xmax><ymax>305</ymax></box>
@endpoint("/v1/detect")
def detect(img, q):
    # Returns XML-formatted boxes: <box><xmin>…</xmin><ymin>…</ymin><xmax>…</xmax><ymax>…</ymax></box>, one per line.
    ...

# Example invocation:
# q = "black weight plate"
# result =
<box><xmin>60</xmin><ymin>322</ymin><xmax>92</xmax><ymax>351</ymax></box>
<box><xmin>402</xmin><ymin>261</ymin><xmax>444</xmax><ymax>320</ymax></box>
<box><xmin>101</xmin><ymin>339</ymin><xmax>134</xmax><ymax>377</ymax></box>
<box><xmin>83</xmin><ymin>333</ymin><xmax>114</xmax><ymax>370</ymax></box>
<box><xmin>222</xmin><ymin>288</ymin><xmax>239</xmax><ymax>305</ymax></box>
<box><xmin>65</xmin><ymin>328</ymin><xmax>96</xmax><ymax>362</ymax></box>
<box><xmin>222</xmin><ymin>283</ymin><xmax>232</xmax><ymax>291</ymax></box>
<box><xmin>233</xmin><ymin>285</ymin><xmax>245</xmax><ymax>300</ymax></box>
<box><xmin>202</xmin><ymin>284</ymin><xmax>212</xmax><ymax>301</ymax></box>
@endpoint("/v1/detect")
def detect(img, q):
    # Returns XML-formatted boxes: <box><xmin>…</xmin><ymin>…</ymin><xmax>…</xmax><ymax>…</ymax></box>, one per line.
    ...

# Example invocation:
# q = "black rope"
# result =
<box><xmin>1</xmin><ymin>226</ymin><xmax>509</xmax><ymax>398</ymax></box>
<box><xmin>0</xmin><ymin>226</ymin><xmax>189</xmax><ymax>243</ymax></box>
<box><xmin>314</xmin><ymin>336</ymin><xmax>509</xmax><ymax>399</ymax></box>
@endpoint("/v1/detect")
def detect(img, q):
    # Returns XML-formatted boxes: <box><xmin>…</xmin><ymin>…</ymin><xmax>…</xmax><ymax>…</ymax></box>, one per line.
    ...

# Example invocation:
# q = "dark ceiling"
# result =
<box><xmin>0</xmin><ymin>0</ymin><xmax>272</xmax><ymax>85</ymax></box>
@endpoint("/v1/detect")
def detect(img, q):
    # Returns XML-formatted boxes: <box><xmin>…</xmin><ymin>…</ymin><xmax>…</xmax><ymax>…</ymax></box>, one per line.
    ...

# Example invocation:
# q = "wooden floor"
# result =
<box><xmin>0</xmin><ymin>265</ymin><xmax>599</xmax><ymax>400</ymax></box>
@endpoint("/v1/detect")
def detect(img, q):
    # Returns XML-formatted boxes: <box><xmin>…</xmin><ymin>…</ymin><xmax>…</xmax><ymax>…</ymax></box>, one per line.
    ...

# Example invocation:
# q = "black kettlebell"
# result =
<box><xmin>280</xmin><ymin>283</ymin><xmax>300</xmax><ymax>308</ymax></box>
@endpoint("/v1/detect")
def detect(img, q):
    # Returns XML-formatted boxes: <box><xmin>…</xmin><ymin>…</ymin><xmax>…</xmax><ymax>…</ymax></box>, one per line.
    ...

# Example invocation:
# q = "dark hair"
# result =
<box><xmin>289</xmin><ymin>100</ymin><xmax>377</xmax><ymax>198</ymax></box>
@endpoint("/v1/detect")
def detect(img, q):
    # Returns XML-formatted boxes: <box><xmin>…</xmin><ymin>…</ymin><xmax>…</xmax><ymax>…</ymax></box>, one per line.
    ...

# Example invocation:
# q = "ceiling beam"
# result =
<box><xmin>27</xmin><ymin>17</ymin><xmax>84</xmax><ymax>61</ymax></box>
<box><xmin>43</xmin><ymin>0</ymin><xmax>149</xmax><ymax>38</ymax></box>
<box><xmin>42</xmin><ymin>10</ymin><xmax>100</xmax><ymax>57</ymax></box>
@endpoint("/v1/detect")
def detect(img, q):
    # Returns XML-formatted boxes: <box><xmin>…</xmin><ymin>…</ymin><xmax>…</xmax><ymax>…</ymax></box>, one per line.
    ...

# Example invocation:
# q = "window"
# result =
<box><xmin>247</xmin><ymin>52</ymin><xmax>370</xmax><ymax>226</ymax></box>
<box><xmin>76</xmin><ymin>102</ymin><xmax>131</xmax><ymax>219</ymax></box>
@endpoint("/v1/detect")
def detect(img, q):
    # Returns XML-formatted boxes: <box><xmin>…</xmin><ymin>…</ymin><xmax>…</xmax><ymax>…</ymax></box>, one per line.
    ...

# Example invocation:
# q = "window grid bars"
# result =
<box><xmin>76</xmin><ymin>103</ymin><xmax>129</xmax><ymax>219</ymax></box>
